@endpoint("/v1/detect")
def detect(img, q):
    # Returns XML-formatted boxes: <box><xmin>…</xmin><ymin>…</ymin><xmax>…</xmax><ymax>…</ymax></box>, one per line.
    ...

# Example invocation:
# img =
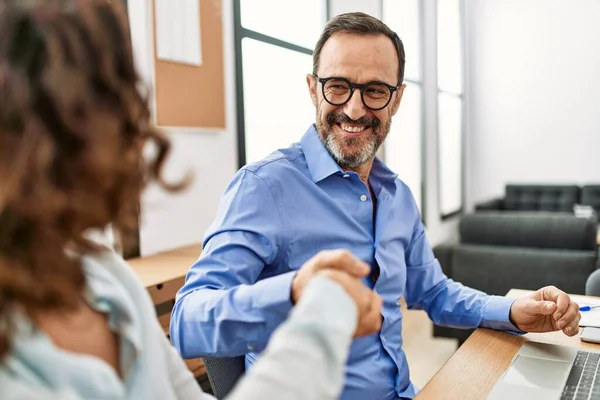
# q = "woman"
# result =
<box><xmin>0</xmin><ymin>1</ymin><xmax>382</xmax><ymax>399</ymax></box>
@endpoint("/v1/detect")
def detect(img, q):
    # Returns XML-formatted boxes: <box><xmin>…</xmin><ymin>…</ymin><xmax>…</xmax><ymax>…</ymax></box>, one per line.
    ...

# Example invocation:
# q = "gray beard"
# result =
<box><xmin>324</xmin><ymin>133</ymin><xmax>376</xmax><ymax>169</ymax></box>
<box><xmin>316</xmin><ymin>117</ymin><xmax>391</xmax><ymax>169</ymax></box>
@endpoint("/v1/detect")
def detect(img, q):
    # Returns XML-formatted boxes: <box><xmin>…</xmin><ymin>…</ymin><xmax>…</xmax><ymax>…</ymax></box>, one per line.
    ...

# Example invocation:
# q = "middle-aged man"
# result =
<box><xmin>170</xmin><ymin>12</ymin><xmax>581</xmax><ymax>400</ymax></box>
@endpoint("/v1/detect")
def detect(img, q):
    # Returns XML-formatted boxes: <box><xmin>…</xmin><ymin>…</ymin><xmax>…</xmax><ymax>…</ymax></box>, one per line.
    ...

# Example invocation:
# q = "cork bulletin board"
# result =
<box><xmin>152</xmin><ymin>0</ymin><xmax>225</xmax><ymax>129</ymax></box>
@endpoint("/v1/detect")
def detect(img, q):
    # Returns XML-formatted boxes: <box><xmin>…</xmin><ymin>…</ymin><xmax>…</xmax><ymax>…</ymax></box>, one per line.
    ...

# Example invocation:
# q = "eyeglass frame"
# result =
<box><xmin>313</xmin><ymin>75</ymin><xmax>401</xmax><ymax>111</ymax></box>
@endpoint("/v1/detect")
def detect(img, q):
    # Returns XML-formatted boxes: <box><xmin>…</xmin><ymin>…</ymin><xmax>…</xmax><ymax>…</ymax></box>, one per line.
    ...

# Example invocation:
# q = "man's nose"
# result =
<box><xmin>342</xmin><ymin>89</ymin><xmax>368</xmax><ymax>121</ymax></box>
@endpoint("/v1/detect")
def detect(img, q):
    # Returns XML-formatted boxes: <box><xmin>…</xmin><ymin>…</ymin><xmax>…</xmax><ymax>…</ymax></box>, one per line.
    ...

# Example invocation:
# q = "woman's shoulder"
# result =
<box><xmin>81</xmin><ymin>246</ymin><xmax>155</xmax><ymax>315</ymax></box>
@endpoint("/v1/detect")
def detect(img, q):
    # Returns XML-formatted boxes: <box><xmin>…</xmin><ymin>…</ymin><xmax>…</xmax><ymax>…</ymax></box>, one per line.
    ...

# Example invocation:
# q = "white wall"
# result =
<box><xmin>465</xmin><ymin>0</ymin><xmax>600</xmax><ymax>208</ymax></box>
<box><xmin>128</xmin><ymin>0</ymin><xmax>238</xmax><ymax>255</ymax></box>
<box><xmin>329</xmin><ymin>0</ymin><xmax>381</xmax><ymax>17</ymax></box>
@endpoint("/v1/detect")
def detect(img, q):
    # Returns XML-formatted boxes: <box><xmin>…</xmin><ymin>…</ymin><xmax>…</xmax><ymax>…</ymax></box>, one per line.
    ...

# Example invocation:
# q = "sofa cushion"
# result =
<box><xmin>452</xmin><ymin>245</ymin><xmax>595</xmax><ymax>296</ymax></box>
<box><xmin>504</xmin><ymin>184</ymin><xmax>579</xmax><ymax>212</ymax></box>
<box><xmin>460</xmin><ymin>212</ymin><xmax>597</xmax><ymax>251</ymax></box>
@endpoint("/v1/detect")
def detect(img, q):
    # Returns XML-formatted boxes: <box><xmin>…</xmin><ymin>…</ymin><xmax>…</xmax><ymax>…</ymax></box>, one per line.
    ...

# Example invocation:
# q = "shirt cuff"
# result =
<box><xmin>480</xmin><ymin>295</ymin><xmax>525</xmax><ymax>334</ymax></box>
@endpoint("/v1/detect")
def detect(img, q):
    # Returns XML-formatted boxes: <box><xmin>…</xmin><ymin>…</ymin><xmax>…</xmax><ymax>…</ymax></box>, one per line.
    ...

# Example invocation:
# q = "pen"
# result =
<box><xmin>579</xmin><ymin>305</ymin><xmax>600</xmax><ymax>312</ymax></box>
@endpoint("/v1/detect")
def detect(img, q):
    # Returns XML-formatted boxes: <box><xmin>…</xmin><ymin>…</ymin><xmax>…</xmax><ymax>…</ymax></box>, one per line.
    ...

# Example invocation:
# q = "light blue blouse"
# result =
<box><xmin>0</xmin><ymin>247</ymin><xmax>357</xmax><ymax>400</ymax></box>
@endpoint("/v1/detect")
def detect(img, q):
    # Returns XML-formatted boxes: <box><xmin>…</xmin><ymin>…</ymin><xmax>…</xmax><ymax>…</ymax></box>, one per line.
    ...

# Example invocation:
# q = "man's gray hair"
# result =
<box><xmin>312</xmin><ymin>12</ymin><xmax>406</xmax><ymax>85</ymax></box>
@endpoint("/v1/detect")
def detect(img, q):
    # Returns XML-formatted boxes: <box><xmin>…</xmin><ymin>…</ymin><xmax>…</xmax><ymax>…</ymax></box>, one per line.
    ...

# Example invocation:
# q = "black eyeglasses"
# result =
<box><xmin>314</xmin><ymin>75</ymin><xmax>399</xmax><ymax>111</ymax></box>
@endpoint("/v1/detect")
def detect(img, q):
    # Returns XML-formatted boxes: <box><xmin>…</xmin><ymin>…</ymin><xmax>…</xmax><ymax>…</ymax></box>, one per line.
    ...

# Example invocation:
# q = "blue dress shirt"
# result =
<box><xmin>170</xmin><ymin>125</ymin><xmax>518</xmax><ymax>400</ymax></box>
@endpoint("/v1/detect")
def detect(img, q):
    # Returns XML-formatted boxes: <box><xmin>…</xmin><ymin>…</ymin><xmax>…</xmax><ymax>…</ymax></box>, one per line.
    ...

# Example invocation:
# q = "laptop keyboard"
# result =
<box><xmin>561</xmin><ymin>351</ymin><xmax>600</xmax><ymax>400</ymax></box>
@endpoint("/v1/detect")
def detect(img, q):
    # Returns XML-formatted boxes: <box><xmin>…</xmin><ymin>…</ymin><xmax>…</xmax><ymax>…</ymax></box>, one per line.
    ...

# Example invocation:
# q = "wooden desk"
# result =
<box><xmin>157</xmin><ymin>243</ymin><xmax>203</xmax><ymax>258</ymax></box>
<box><xmin>126</xmin><ymin>245</ymin><xmax>204</xmax><ymax>377</ymax></box>
<box><xmin>127</xmin><ymin>253</ymin><xmax>193</xmax><ymax>289</ymax></box>
<box><xmin>417</xmin><ymin>289</ymin><xmax>600</xmax><ymax>400</ymax></box>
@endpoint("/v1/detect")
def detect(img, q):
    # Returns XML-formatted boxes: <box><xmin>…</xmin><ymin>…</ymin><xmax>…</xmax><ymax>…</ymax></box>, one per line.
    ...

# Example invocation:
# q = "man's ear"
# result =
<box><xmin>307</xmin><ymin>74</ymin><xmax>318</xmax><ymax>107</ymax></box>
<box><xmin>391</xmin><ymin>83</ymin><xmax>406</xmax><ymax>116</ymax></box>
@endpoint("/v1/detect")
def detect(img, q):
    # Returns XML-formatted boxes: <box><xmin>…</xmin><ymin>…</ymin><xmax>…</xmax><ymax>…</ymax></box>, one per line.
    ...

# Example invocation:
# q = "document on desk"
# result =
<box><xmin>578</xmin><ymin>299</ymin><xmax>600</xmax><ymax>328</ymax></box>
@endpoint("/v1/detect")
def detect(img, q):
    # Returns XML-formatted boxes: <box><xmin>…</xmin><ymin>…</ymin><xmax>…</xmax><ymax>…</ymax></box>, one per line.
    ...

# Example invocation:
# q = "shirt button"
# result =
<box><xmin>343</xmin><ymin>174</ymin><xmax>350</xmax><ymax>178</ymax></box>
<box><xmin>247</xmin><ymin>345</ymin><xmax>254</xmax><ymax>351</ymax></box>
<box><xmin>360</xmin><ymin>194</ymin><xmax>368</xmax><ymax>202</ymax></box>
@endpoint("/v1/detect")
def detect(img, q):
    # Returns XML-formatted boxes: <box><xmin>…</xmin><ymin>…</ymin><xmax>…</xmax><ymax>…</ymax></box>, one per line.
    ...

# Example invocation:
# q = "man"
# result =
<box><xmin>170</xmin><ymin>12</ymin><xmax>581</xmax><ymax>400</ymax></box>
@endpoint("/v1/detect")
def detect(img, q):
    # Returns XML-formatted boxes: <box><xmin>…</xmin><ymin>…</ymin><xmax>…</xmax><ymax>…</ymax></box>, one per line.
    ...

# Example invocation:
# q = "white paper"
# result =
<box><xmin>155</xmin><ymin>0</ymin><xmax>202</xmax><ymax>66</ymax></box>
<box><xmin>577</xmin><ymin>297</ymin><xmax>600</xmax><ymax>328</ymax></box>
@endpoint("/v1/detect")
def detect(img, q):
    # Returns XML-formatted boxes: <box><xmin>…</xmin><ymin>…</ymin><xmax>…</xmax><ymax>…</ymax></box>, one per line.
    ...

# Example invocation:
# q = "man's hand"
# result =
<box><xmin>316</xmin><ymin>268</ymin><xmax>383</xmax><ymax>337</ymax></box>
<box><xmin>510</xmin><ymin>286</ymin><xmax>581</xmax><ymax>336</ymax></box>
<box><xmin>291</xmin><ymin>249</ymin><xmax>371</xmax><ymax>304</ymax></box>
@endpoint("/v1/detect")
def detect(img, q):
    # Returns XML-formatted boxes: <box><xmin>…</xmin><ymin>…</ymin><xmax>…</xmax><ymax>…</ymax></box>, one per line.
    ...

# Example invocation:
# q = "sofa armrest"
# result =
<box><xmin>475</xmin><ymin>198</ymin><xmax>504</xmax><ymax>211</ymax></box>
<box><xmin>433</xmin><ymin>242</ymin><xmax>455</xmax><ymax>278</ymax></box>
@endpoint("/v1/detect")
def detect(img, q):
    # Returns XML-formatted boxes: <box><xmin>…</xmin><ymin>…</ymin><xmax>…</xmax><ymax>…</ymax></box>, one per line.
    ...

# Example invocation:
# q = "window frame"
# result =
<box><xmin>234</xmin><ymin>0</ymin><xmax>329</xmax><ymax>168</ymax></box>
<box><xmin>436</xmin><ymin>0</ymin><xmax>466</xmax><ymax>221</ymax></box>
<box><xmin>381</xmin><ymin>0</ymin><xmax>427</xmax><ymax>219</ymax></box>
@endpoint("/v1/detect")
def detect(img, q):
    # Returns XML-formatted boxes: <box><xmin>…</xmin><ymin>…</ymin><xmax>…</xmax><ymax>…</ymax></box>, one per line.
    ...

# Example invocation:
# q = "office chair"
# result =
<box><xmin>586</xmin><ymin>266</ymin><xmax>600</xmax><ymax>296</ymax></box>
<box><xmin>203</xmin><ymin>356</ymin><xmax>246</xmax><ymax>399</ymax></box>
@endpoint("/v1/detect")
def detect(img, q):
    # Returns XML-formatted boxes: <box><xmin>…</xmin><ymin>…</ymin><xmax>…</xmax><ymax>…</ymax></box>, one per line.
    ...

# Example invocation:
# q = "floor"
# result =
<box><xmin>401</xmin><ymin>304</ymin><xmax>459</xmax><ymax>389</ymax></box>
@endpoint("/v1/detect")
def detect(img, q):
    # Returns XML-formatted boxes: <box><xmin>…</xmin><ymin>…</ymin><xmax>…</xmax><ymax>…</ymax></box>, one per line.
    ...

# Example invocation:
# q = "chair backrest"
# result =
<box><xmin>586</xmin><ymin>267</ymin><xmax>600</xmax><ymax>296</ymax></box>
<box><xmin>203</xmin><ymin>356</ymin><xmax>246</xmax><ymax>399</ymax></box>
<box><xmin>504</xmin><ymin>184</ymin><xmax>580</xmax><ymax>212</ymax></box>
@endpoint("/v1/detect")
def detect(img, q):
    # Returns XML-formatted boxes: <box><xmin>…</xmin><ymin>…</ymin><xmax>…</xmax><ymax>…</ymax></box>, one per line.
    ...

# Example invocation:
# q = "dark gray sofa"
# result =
<box><xmin>475</xmin><ymin>184</ymin><xmax>580</xmax><ymax>212</ymax></box>
<box><xmin>433</xmin><ymin>212</ymin><xmax>598</xmax><ymax>345</ymax></box>
<box><xmin>475</xmin><ymin>184</ymin><xmax>600</xmax><ymax>219</ymax></box>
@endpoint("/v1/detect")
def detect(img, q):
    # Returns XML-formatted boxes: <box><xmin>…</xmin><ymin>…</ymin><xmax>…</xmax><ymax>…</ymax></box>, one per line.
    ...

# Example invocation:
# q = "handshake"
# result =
<box><xmin>291</xmin><ymin>249</ymin><xmax>383</xmax><ymax>337</ymax></box>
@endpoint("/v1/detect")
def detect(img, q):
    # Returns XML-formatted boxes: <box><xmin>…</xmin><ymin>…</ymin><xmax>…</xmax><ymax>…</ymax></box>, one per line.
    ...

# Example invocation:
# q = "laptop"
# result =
<box><xmin>488</xmin><ymin>342</ymin><xmax>600</xmax><ymax>400</ymax></box>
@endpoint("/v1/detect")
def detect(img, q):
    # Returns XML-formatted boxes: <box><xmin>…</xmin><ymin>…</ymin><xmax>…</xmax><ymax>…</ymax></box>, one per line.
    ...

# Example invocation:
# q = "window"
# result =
<box><xmin>240</xmin><ymin>0</ymin><xmax>324</xmax><ymax>49</ymax></box>
<box><xmin>438</xmin><ymin>93</ymin><xmax>462</xmax><ymax>216</ymax></box>
<box><xmin>382</xmin><ymin>0</ymin><xmax>424</xmax><ymax>213</ymax></box>
<box><xmin>437</xmin><ymin>0</ymin><xmax>464</xmax><ymax>218</ymax></box>
<box><xmin>235</xmin><ymin>0</ymin><xmax>327</xmax><ymax>166</ymax></box>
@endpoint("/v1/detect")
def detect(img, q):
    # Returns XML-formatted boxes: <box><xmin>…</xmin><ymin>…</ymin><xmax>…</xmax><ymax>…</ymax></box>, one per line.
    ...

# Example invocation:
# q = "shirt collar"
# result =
<box><xmin>299</xmin><ymin>124</ymin><xmax>399</xmax><ymax>185</ymax></box>
<box><xmin>300</xmin><ymin>124</ymin><xmax>343</xmax><ymax>183</ymax></box>
<box><xmin>370</xmin><ymin>155</ymin><xmax>399</xmax><ymax>184</ymax></box>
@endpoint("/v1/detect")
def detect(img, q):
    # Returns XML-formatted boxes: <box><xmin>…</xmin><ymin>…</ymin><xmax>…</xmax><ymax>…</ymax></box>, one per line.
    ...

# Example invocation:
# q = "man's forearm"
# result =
<box><xmin>416</xmin><ymin>277</ymin><xmax>517</xmax><ymax>331</ymax></box>
<box><xmin>170</xmin><ymin>271</ymin><xmax>296</xmax><ymax>358</ymax></box>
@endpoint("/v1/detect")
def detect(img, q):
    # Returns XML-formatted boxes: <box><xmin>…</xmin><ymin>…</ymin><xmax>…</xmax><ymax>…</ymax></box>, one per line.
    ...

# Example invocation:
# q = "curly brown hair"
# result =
<box><xmin>0</xmin><ymin>0</ymin><xmax>183</xmax><ymax>359</ymax></box>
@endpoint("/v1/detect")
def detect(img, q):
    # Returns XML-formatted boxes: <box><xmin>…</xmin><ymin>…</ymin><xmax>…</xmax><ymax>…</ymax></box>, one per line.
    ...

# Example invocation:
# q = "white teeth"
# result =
<box><xmin>340</xmin><ymin>124</ymin><xmax>366</xmax><ymax>133</ymax></box>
